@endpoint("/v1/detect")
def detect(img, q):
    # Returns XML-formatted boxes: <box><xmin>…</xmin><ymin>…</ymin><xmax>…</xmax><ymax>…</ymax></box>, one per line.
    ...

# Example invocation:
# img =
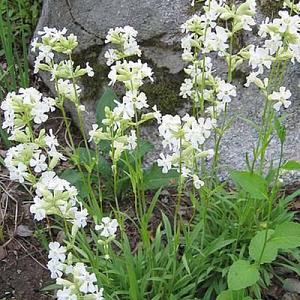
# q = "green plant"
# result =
<box><xmin>0</xmin><ymin>0</ymin><xmax>41</xmax><ymax>148</ymax></box>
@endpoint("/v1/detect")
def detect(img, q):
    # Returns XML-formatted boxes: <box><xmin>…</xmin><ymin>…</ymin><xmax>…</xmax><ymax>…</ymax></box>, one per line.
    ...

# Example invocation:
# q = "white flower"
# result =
<box><xmin>73</xmin><ymin>208</ymin><xmax>88</xmax><ymax>228</ymax></box>
<box><xmin>181</xmin><ymin>15</ymin><xmax>204</xmax><ymax>34</ymax></box>
<box><xmin>113</xmin><ymin>100</ymin><xmax>134</xmax><ymax>120</ymax></box>
<box><xmin>89</xmin><ymin>124</ymin><xmax>100</xmax><ymax>142</ymax></box>
<box><xmin>123</xmin><ymin>90</ymin><xmax>149</xmax><ymax>110</ymax></box>
<box><xmin>193</xmin><ymin>175</ymin><xmax>204</xmax><ymax>189</ymax></box>
<box><xmin>157</xmin><ymin>153</ymin><xmax>173</xmax><ymax>173</ymax></box>
<box><xmin>57</xmin><ymin>79</ymin><xmax>81</xmax><ymax>102</ymax></box>
<box><xmin>203</xmin><ymin>26</ymin><xmax>229</xmax><ymax>55</ymax></box>
<box><xmin>73</xmin><ymin>263</ymin><xmax>97</xmax><ymax>293</ymax></box>
<box><xmin>47</xmin><ymin>258</ymin><xmax>65</xmax><ymax>279</ymax></box>
<box><xmin>92</xmin><ymin>288</ymin><xmax>104</xmax><ymax>300</ymax></box>
<box><xmin>152</xmin><ymin>105</ymin><xmax>162</xmax><ymax>124</ymax></box>
<box><xmin>268</xmin><ymin>87</ymin><xmax>292</xmax><ymax>111</ymax></box>
<box><xmin>126</xmin><ymin>130</ymin><xmax>137</xmax><ymax>150</ymax></box>
<box><xmin>248</xmin><ymin>46</ymin><xmax>272</xmax><ymax>74</ymax></box>
<box><xmin>240</xmin><ymin>15</ymin><xmax>256</xmax><ymax>31</ymax></box>
<box><xmin>30</xmin><ymin>196</ymin><xmax>46</xmax><ymax>220</ymax></box>
<box><xmin>86</xmin><ymin>62</ymin><xmax>94</xmax><ymax>77</ymax></box>
<box><xmin>105</xmin><ymin>26</ymin><xmax>141</xmax><ymax>59</ymax></box>
<box><xmin>45</xmin><ymin>129</ymin><xmax>59</xmax><ymax>148</ymax></box>
<box><xmin>29</xmin><ymin>151</ymin><xmax>47</xmax><ymax>173</ymax></box>
<box><xmin>180</xmin><ymin>78</ymin><xmax>193</xmax><ymax>98</ymax></box>
<box><xmin>57</xmin><ymin>287</ymin><xmax>77</xmax><ymax>300</ymax></box>
<box><xmin>95</xmin><ymin>217</ymin><xmax>119</xmax><ymax>238</ymax></box>
<box><xmin>216</xmin><ymin>80</ymin><xmax>236</xmax><ymax>103</ymax></box>
<box><xmin>105</xmin><ymin>49</ymin><xmax>118</xmax><ymax>66</ymax></box>
<box><xmin>48</xmin><ymin>241</ymin><xmax>66</xmax><ymax>262</ymax></box>
<box><xmin>10</xmin><ymin>162</ymin><xmax>28</xmax><ymax>183</ymax></box>
<box><xmin>264</xmin><ymin>35</ymin><xmax>283</xmax><ymax>55</ymax></box>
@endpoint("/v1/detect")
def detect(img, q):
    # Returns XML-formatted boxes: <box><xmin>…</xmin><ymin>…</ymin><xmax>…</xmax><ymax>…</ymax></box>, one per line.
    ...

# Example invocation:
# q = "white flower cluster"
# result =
<box><xmin>32</xmin><ymin>27</ymin><xmax>94</xmax><ymax>112</ymax></box>
<box><xmin>2</xmin><ymin>80</ymin><xmax>87</xmax><ymax>231</ymax></box>
<box><xmin>182</xmin><ymin>0</ymin><xmax>256</xmax><ymax>61</ymax></box>
<box><xmin>157</xmin><ymin>114</ymin><xmax>214</xmax><ymax>189</ymax></box>
<box><xmin>30</xmin><ymin>171</ymin><xmax>88</xmax><ymax>227</ymax></box>
<box><xmin>105</xmin><ymin>26</ymin><xmax>141</xmax><ymax>66</ymax></box>
<box><xmin>180</xmin><ymin>0</ymin><xmax>241</xmax><ymax>118</ymax></box>
<box><xmin>244</xmin><ymin>6</ymin><xmax>298</xmax><ymax>112</ymax></box>
<box><xmin>89</xmin><ymin>26</ymin><xmax>161</xmax><ymax>162</ymax></box>
<box><xmin>1</xmin><ymin>88</ymin><xmax>55</xmax><ymax>134</ymax></box>
<box><xmin>47</xmin><ymin>242</ymin><xmax>104</xmax><ymax>300</ymax></box>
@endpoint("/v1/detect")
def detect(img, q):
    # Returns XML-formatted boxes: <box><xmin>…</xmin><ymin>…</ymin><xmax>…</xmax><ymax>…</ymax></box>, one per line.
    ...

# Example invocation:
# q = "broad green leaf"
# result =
<box><xmin>271</xmin><ymin>222</ymin><xmax>300</xmax><ymax>249</ymax></box>
<box><xmin>75</xmin><ymin>147</ymin><xmax>112</xmax><ymax>179</ymax></box>
<box><xmin>123</xmin><ymin>140</ymin><xmax>154</xmax><ymax>164</ymax></box>
<box><xmin>217</xmin><ymin>290</ymin><xmax>253</xmax><ymax>300</ymax></box>
<box><xmin>143</xmin><ymin>165</ymin><xmax>178</xmax><ymax>190</ymax></box>
<box><xmin>228</xmin><ymin>260</ymin><xmax>259</xmax><ymax>291</ymax></box>
<box><xmin>96</xmin><ymin>87</ymin><xmax>117</xmax><ymax>125</ymax></box>
<box><xmin>231</xmin><ymin>171</ymin><xmax>268</xmax><ymax>199</ymax></box>
<box><xmin>281</xmin><ymin>160</ymin><xmax>300</xmax><ymax>171</ymax></box>
<box><xmin>249</xmin><ymin>230</ymin><xmax>278</xmax><ymax>264</ymax></box>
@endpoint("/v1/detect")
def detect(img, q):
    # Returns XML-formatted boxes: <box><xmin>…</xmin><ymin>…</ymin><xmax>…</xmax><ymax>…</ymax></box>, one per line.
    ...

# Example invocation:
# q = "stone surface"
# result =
<box><xmin>31</xmin><ymin>0</ymin><xmax>300</xmax><ymax>184</ymax></box>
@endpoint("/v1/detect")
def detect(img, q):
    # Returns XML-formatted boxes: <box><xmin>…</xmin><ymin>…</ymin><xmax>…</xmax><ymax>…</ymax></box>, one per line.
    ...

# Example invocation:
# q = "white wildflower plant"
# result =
<box><xmin>2</xmin><ymin>0</ymin><xmax>300</xmax><ymax>299</ymax></box>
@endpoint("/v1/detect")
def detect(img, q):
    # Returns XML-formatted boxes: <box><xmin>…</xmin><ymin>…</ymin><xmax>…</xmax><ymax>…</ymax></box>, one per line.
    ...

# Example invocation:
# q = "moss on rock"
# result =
<box><xmin>142</xmin><ymin>80</ymin><xmax>184</xmax><ymax>115</ymax></box>
<box><xmin>258</xmin><ymin>0</ymin><xmax>284</xmax><ymax>18</ymax></box>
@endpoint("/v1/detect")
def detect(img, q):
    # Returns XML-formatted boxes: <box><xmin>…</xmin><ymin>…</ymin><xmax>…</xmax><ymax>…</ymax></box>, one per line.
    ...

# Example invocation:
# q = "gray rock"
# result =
<box><xmin>31</xmin><ymin>0</ymin><xmax>300</xmax><ymax>184</ymax></box>
<box><xmin>284</xmin><ymin>278</ymin><xmax>300</xmax><ymax>294</ymax></box>
<box><xmin>282</xmin><ymin>292</ymin><xmax>300</xmax><ymax>300</ymax></box>
<box><xmin>16</xmin><ymin>224</ymin><xmax>33</xmax><ymax>237</ymax></box>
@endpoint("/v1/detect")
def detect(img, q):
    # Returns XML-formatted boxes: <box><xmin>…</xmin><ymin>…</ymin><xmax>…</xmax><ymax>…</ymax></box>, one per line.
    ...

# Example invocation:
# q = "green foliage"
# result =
<box><xmin>143</xmin><ymin>165</ymin><xmax>178</xmax><ymax>190</ymax></box>
<box><xmin>249</xmin><ymin>230</ymin><xmax>278</xmax><ymax>264</ymax></box>
<box><xmin>281</xmin><ymin>160</ymin><xmax>300</xmax><ymax>171</ymax></box>
<box><xmin>96</xmin><ymin>87</ymin><xmax>117</xmax><ymax>125</ymax></box>
<box><xmin>217</xmin><ymin>290</ymin><xmax>253</xmax><ymax>300</ymax></box>
<box><xmin>231</xmin><ymin>171</ymin><xmax>268</xmax><ymax>199</ymax></box>
<box><xmin>60</xmin><ymin>168</ymin><xmax>90</xmax><ymax>199</ymax></box>
<box><xmin>227</xmin><ymin>260</ymin><xmax>260</xmax><ymax>290</ymax></box>
<box><xmin>271</xmin><ymin>222</ymin><xmax>300</xmax><ymax>249</ymax></box>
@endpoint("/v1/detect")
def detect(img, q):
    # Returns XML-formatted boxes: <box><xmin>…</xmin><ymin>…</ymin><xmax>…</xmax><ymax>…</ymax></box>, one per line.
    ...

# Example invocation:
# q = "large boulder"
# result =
<box><xmin>31</xmin><ymin>0</ymin><xmax>300</xmax><ymax>184</ymax></box>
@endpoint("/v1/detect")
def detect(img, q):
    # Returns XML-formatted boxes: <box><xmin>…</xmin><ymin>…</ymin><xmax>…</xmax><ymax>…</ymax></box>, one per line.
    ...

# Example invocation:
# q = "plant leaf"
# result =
<box><xmin>249</xmin><ymin>230</ymin><xmax>278</xmax><ymax>264</ymax></box>
<box><xmin>231</xmin><ymin>171</ymin><xmax>268</xmax><ymax>199</ymax></box>
<box><xmin>281</xmin><ymin>160</ymin><xmax>300</xmax><ymax>171</ymax></box>
<box><xmin>75</xmin><ymin>147</ymin><xmax>112</xmax><ymax>179</ymax></box>
<box><xmin>270</xmin><ymin>222</ymin><xmax>300</xmax><ymax>249</ymax></box>
<box><xmin>228</xmin><ymin>260</ymin><xmax>259</xmax><ymax>291</ymax></box>
<box><xmin>96</xmin><ymin>87</ymin><xmax>117</xmax><ymax>125</ymax></box>
<box><xmin>123</xmin><ymin>140</ymin><xmax>154</xmax><ymax>165</ymax></box>
<box><xmin>143</xmin><ymin>165</ymin><xmax>178</xmax><ymax>190</ymax></box>
<box><xmin>217</xmin><ymin>290</ymin><xmax>253</xmax><ymax>300</ymax></box>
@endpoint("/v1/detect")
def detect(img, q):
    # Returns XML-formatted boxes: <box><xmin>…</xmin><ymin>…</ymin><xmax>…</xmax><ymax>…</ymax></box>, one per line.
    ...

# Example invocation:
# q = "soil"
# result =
<box><xmin>0</xmin><ymin>251</ymin><xmax>51</xmax><ymax>300</ymax></box>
